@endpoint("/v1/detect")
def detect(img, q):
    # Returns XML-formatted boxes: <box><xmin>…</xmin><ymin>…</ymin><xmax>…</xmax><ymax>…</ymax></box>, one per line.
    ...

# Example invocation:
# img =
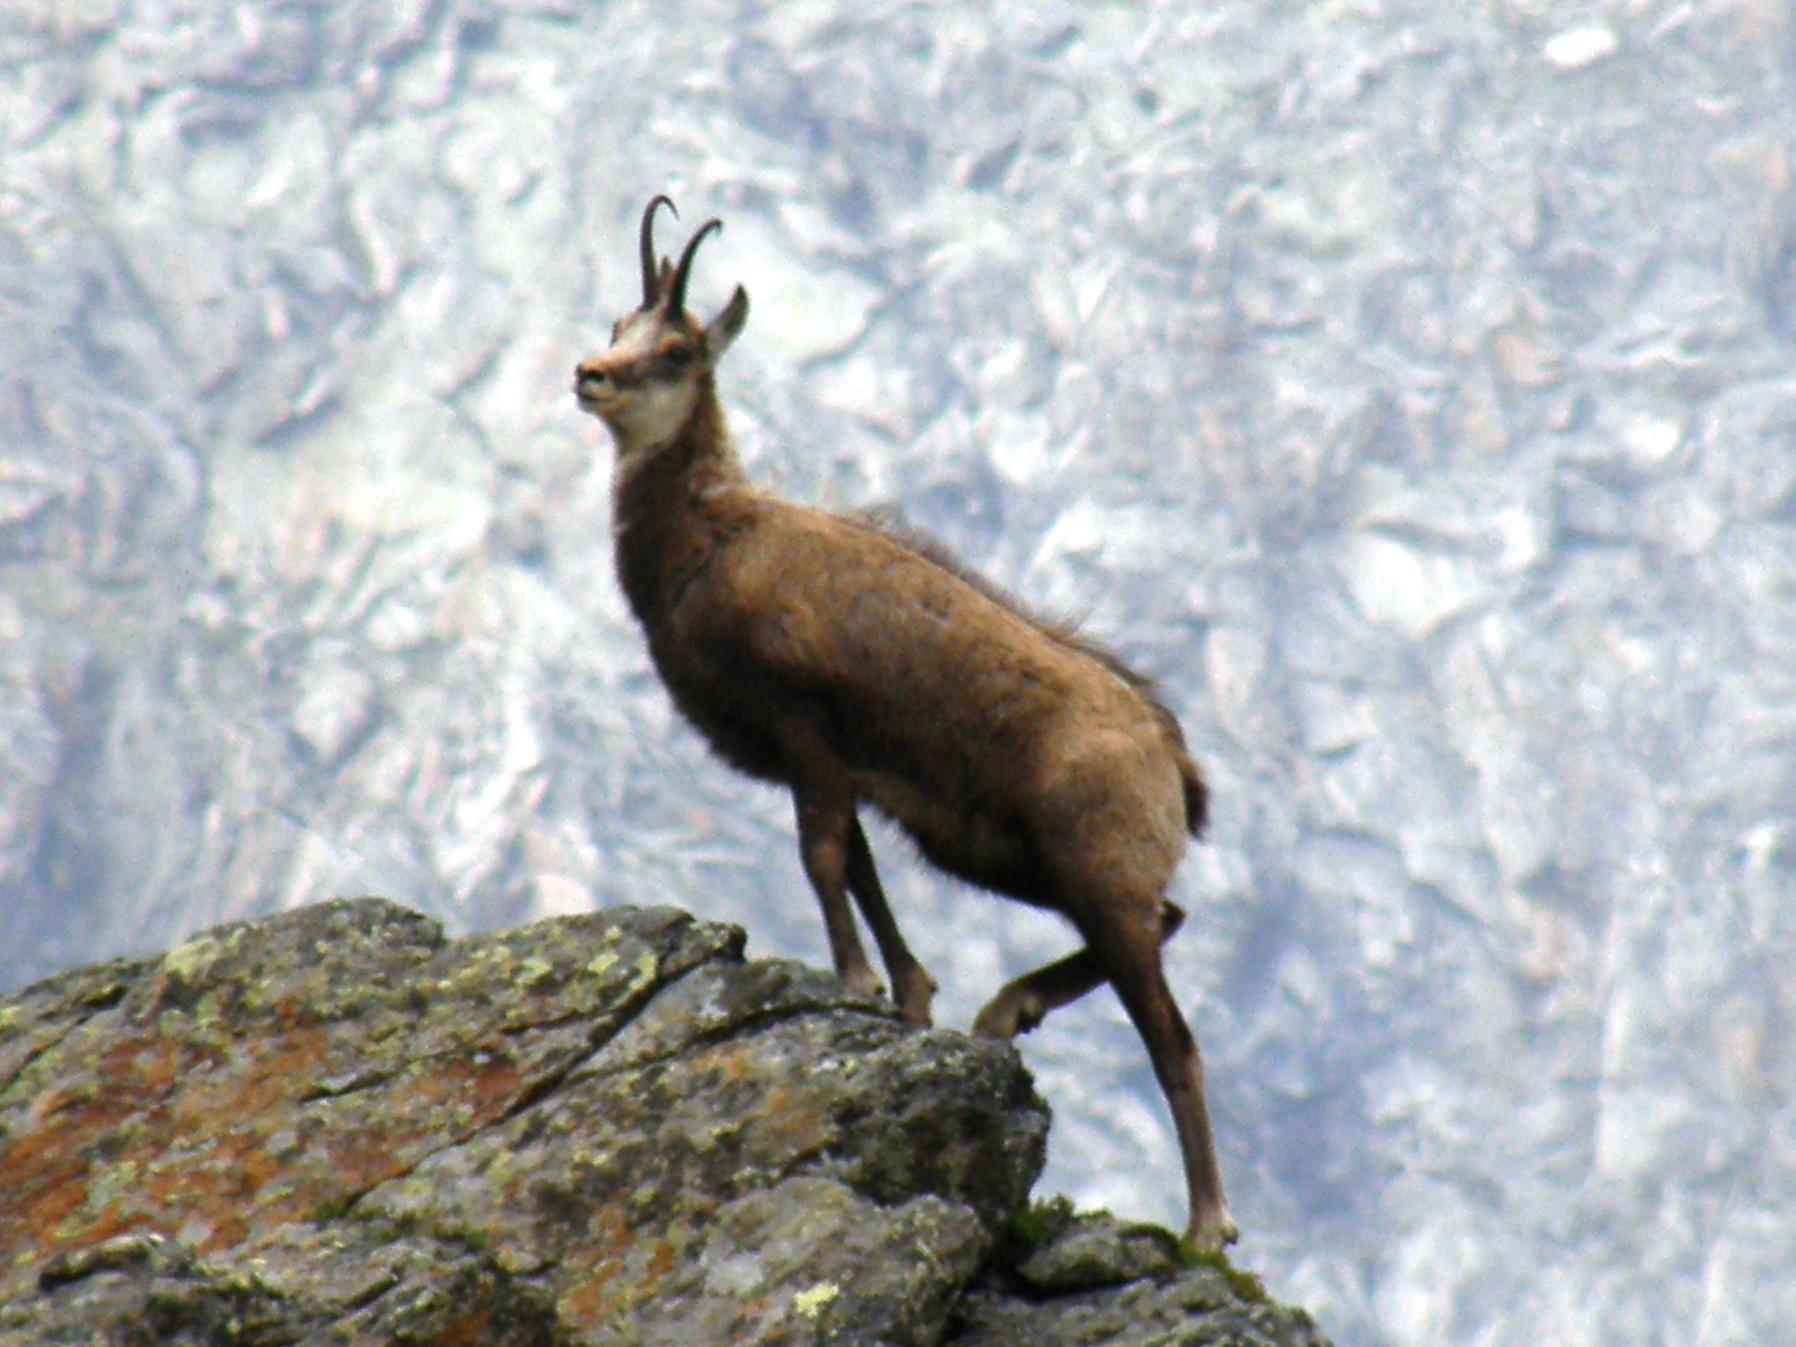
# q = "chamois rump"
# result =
<box><xmin>572</xmin><ymin>196</ymin><xmax>1236</xmax><ymax>1250</ymax></box>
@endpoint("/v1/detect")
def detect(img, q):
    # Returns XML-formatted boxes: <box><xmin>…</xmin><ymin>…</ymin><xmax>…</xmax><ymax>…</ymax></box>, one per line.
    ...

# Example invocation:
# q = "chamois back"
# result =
<box><xmin>848</xmin><ymin>506</ymin><xmax>1208</xmax><ymax>837</ymax></box>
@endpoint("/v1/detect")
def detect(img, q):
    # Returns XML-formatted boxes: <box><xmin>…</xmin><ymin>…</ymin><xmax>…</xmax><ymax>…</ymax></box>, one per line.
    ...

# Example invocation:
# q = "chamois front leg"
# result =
<box><xmin>793</xmin><ymin>787</ymin><xmax>884</xmax><ymax>1001</ymax></box>
<box><xmin>845</xmin><ymin>818</ymin><xmax>937</xmax><ymax>1025</ymax></box>
<box><xmin>781</xmin><ymin>715</ymin><xmax>883</xmax><ymax>1001</ymax></box>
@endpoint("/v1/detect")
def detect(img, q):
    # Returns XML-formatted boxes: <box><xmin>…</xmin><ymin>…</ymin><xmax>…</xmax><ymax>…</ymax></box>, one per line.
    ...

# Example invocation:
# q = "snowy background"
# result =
<box><xmin>3</xmin><ymin>1</ymin><xmax>1794</xmax><ymax>1343</ymax></box>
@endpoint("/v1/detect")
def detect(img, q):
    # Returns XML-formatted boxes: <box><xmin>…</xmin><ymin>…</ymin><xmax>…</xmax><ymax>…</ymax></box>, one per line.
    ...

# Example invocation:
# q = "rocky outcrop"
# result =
<box><xmin>0</xmin><ymin>899</ymin><xmax>1328</xmax><ymax>1346</ymax></box>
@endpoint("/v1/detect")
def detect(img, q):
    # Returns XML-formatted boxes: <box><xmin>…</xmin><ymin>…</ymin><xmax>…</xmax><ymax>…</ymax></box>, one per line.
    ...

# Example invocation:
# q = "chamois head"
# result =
<box><xmin>574</xmin><ymin>195</ymin><xmax>750</xmax><ymax>453</ymax></box>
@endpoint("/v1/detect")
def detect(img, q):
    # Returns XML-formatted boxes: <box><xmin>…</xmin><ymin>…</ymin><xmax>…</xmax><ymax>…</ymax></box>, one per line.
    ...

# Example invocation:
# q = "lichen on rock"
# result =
<box><xmin>0</xmin><ymin>898</ymin><xmax>1326</xmax><ymax>1346</ymax></box>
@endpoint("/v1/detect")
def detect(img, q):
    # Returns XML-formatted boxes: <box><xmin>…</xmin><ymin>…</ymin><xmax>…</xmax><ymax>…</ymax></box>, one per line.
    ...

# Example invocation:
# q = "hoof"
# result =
<box><xmin>971</xmin><ymin>989</ymin><xmax>1045</xmax><ymax>1039</ymax></box>
<box><xmin>893</xmin><ymin>973</ymin><xmax>937</xmax><ymax>1027</ymax></box>
<box><xmin>1184</xmin><ymin>1210</ymin><xmax>1240</xmax><ymax>1256</ymax></box>
<box><xmin>841</xmin><ymin>965</ymin><xmax>885</xmax><ymax>1000</ymax></box>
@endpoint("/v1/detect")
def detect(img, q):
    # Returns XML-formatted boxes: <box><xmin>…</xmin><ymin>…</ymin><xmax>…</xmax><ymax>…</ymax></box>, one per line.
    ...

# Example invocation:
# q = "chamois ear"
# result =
<box><xmin>704</xmin><ymin>285</ymin><xmax>750</xmax><ymax>360</ymax></box>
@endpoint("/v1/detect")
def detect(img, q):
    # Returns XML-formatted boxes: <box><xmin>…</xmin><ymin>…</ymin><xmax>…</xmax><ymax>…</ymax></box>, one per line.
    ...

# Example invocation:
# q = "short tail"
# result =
<box><xmin>1179</xmin><ymin>753</ymin><xmax>1209</xmax><ymax>839</ymax></box>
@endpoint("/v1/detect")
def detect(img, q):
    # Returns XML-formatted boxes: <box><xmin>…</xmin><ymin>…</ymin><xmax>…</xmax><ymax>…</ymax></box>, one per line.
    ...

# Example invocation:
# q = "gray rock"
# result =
<box><xmin>950</xmin><ymin>1264</ymin><xmax>1331</xmax><ymax>1347</ymax></box>
<box><xmin>1014</xmin><ymin>1210</ymin><xmax>1183</xmax><ymax>1294</ymax></box>
<box><xmin>0</xmin><ymin>897</ymin><xmax>1322</xmax><ymax>1346</ymax></box>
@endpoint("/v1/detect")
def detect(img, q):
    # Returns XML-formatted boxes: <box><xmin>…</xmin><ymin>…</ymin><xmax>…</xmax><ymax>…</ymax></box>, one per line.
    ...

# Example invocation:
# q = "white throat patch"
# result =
<box><xmin>581</xmin><ymin>311</ymin><xmax>703</xmax><ymax>456</ymax></box>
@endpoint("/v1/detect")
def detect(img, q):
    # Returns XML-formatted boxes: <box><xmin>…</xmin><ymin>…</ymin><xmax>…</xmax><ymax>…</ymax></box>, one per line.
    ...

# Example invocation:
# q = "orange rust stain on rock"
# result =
<box><xmin>80</xmin><ymin>1206</ymin><xmax>158</xmax><ymax>1247</ymax></box>
<box><xmin>309</xmin><ymin>1144</ymin><xmax>410</xmax><ymax>1198</ymax></box>
<box><xmin>0</xmin><ymin>1024</ymin><xmax>344</xmax><ymax>1263</ymax></box>
<box><xmin>560</xmin><ymin>1257</ymin><xmax>627</xmax><ymax>1326</ymax></box>
<box><xmin>0</xmin><ymin>1157</ymin><xmax>87</xmax><ymax>1246</ymax></box>
<box><xmin>233</xmin><ymin>1140</ymin><xmax>283</xmax><ymax>1194</ymax></box>
<box><xmin>7</xmin><ymin>1039</ymin><xmax>184</xmax><ymax>1165</ymax></box>
<box><xmin>433</xmin><ymin>1292</ymin><xmax>496</xmax><ymax>1347</ymax></box>
<box><xmin>231</xmin><ymin>1029</ymin><xmax>330</xmax><ymax>1116</ymax></box>
<box><xmin>557</xmin><ymin>1202</ymin><xmax>634</xmax><ymax>1269</ymax></box>
<box><xmin>98</xmin><ymin>1033</ymin><xmax>187</xmax><ymax>1096</ymax></box>
<box><xmin>699</xmin><ymin>1039</ymin><xmax>760</xmax><ymax>1084</ymax></box>
<box><xmin>732</xmin><ymin>1080</ymin><xmax>835</xmax><ymax>1160</ymax></box>
<box><xmin>621</xmin><ymin>1237</ymin><xmax>691</xmax><ymax>1308</ymax></box>
<box><xmin>457</xmin><ymin>1053</ymin><xmax>529</xmax><ymax>1126</ymax></box>
<box><xmin>160</xmin><ymin>1027</ymin><xmax>326</xmax><ymax>1132</ymax></box>
<box><xmin>0</xmin><ymin>1023</ymin><xmax>554</xmax><ymax>1297</ymax></box>
<box><xmin>0</xmin><ymin>1125</ymin><xmax>89</xmax><ymax>1191</ymax></box>
<box><xmin>24</xmin><ymin>1084</ymin><xmax>88</xmax><ymax>1129</ymax></box>
<box><xmin>269</xmin><ymin>995</ymin><xmax>319</xmax><ymax>1033</ymax></box>
<box><xmin>0</xmin><ymin>1091</ymin><xmax>139</xmax><ymax>1255</ymax></box>
<box><xmin>552</xmin><ymin>1202</ymin><xmax>645</xmax><ymax>1329</ymax></box>
<box><xmin>737</xmin><ymin>1295</ymin><xmax>776</xmax><ymax>1333</ymax></box>
<box><xmin>380</xmin><ymin>1051</ymin><xmax>527</xmax><ymax>1138</ymax></box>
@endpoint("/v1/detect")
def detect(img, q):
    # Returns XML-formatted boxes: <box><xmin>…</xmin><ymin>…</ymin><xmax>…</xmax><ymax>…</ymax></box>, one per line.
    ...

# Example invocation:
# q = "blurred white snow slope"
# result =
<box><xmin>3</xmin><ymin>1</ymin><xmax>1794</xmax><ymax>1343</ymax></box>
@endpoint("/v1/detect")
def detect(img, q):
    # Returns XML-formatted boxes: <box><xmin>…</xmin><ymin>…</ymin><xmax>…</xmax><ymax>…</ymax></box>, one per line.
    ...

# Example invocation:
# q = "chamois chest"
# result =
<box><xmin>612</xmin><ymin>483</ymin><xmax>794</xmax><ymax>781</ymax></box>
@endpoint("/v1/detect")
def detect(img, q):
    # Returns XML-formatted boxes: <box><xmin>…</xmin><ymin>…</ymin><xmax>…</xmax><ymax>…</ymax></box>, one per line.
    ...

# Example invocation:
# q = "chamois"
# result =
<box><xmin>573</xmin><ymin>196</ymin><xmax>1236</xmax><ymax>1251</ymax></box>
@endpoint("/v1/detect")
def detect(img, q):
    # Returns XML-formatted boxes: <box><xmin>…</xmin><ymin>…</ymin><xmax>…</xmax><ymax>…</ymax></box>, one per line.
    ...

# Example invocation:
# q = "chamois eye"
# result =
<box><xmin>656</xmin><ymin>348</ymin><xmax>696</xmax><ymax>375</ymax></box>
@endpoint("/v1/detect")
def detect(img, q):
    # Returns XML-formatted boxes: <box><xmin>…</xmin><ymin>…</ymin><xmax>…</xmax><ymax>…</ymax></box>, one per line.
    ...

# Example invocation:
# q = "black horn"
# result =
<box><xmin>639</xmin><ymin>195</ymin><xmax>677</xmax><ymax>308</ymax></box>
<box><xmin>667</xmin><ymin>219</ymin><xmax>723</xmax><ymax>321</ymax></box>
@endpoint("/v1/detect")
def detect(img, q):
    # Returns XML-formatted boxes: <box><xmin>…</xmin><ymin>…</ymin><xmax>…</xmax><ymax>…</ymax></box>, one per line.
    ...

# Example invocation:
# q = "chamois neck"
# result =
<box><xmin>610</xmin><ymin>377</ymin><xmax>744</xmax><ymax>507</ymax></box>
<box><xmin>610</xmin><ymin>377</ymin><xmax>749</xmax><ymax>625</ymax></box>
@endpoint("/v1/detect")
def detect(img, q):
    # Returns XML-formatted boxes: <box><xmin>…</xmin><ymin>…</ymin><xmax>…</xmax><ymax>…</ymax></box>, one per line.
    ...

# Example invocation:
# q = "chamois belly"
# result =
<box><xmin>649</xmin><ymin>647</ymin><xmax>791</xmax><ymax>783</ymax></box>
<box><xmin>851</xmin><ymin>769</ymin><xmax>1047</xmax><ymax>902</ymax></box>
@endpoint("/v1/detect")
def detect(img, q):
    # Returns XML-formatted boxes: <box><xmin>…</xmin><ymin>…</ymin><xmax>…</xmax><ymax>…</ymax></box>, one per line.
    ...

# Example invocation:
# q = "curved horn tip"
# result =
<box><xmin>667</xmin><ymin>218</ymin><xmax>724</xmax><ymax>319</ymax></box>
<box><xmin>639</xmin><ymin>195</ymin><xmax>679</xmax><ymax>307</ymax></box>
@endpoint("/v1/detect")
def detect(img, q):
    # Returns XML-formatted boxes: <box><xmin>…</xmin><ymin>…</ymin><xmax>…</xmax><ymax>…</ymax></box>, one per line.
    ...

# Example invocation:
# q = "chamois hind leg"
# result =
<box><xmin>972</xmin><ymin>901</ymin><xmax>1185</xmax><ymax>1039</ymax></box>
<box><xmin>1086</xmin><ymin>898</ymin><xmax>1236</xmax><ymax>1253</ymax></box>
<box><xmin>845</xmin><ymin>817</ymin><xmax>937</xmax><ymax>1025</ymax></box>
